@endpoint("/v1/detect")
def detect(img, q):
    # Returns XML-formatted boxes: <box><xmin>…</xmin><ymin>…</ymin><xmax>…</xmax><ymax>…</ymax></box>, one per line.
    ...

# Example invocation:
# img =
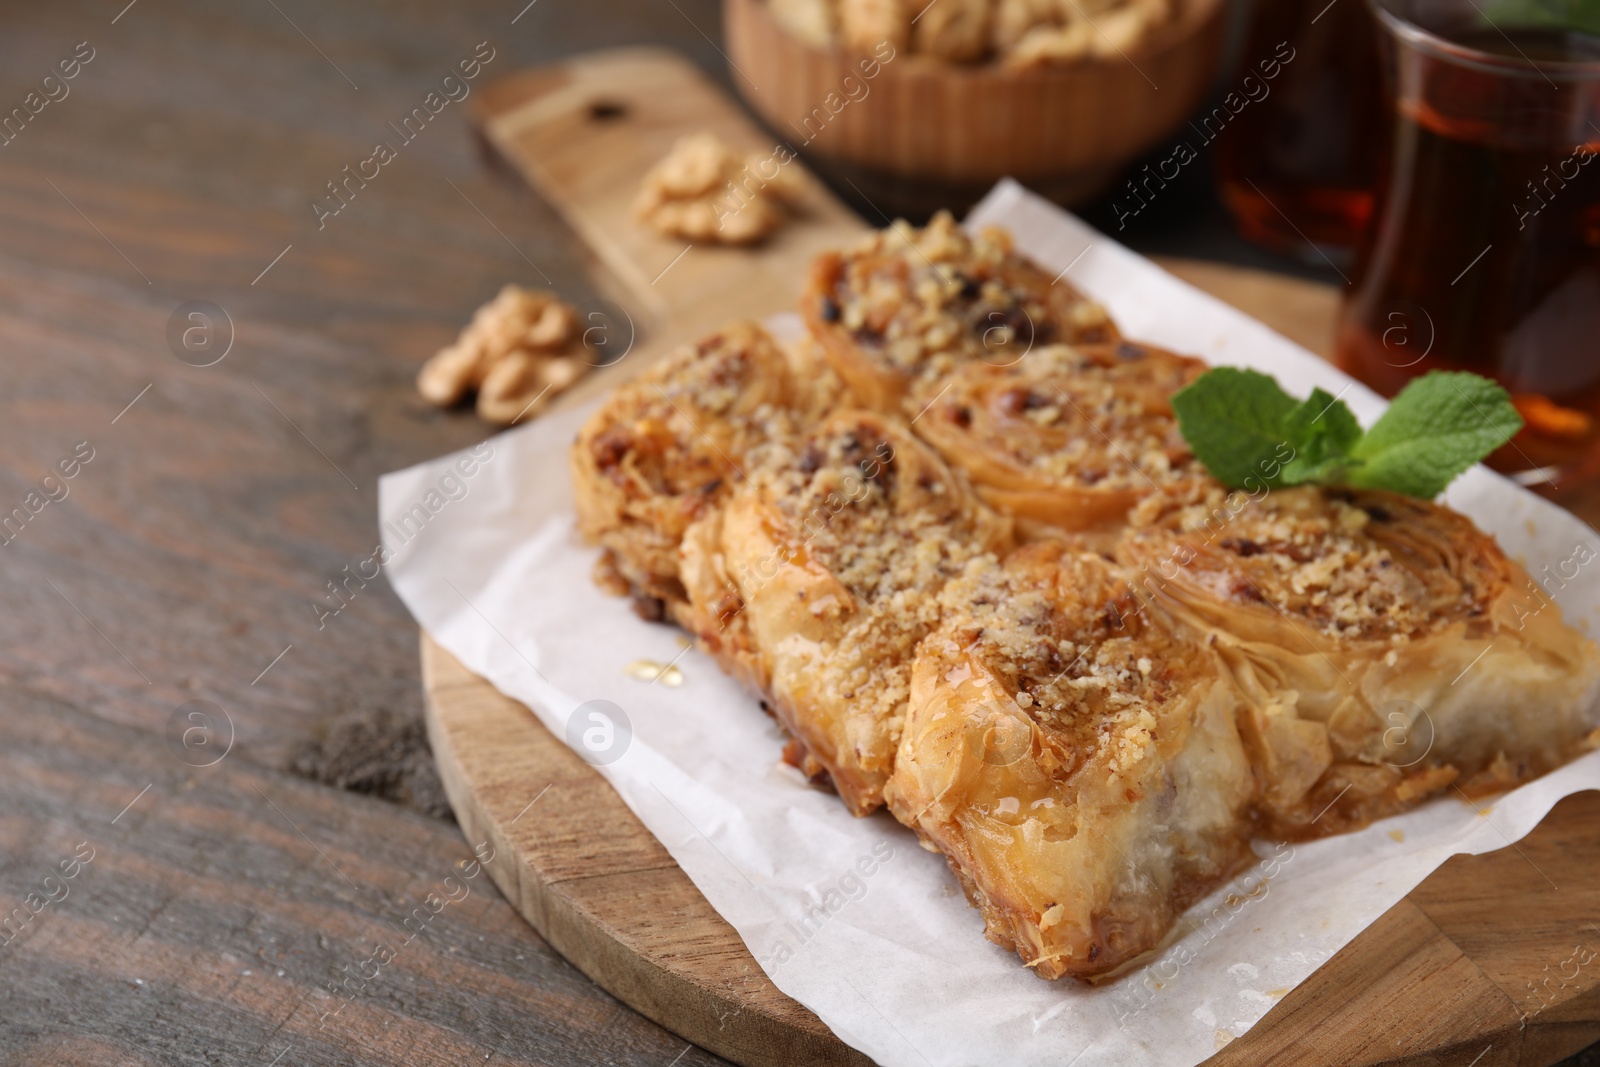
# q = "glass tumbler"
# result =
<box><xmin>1333</xmin><ymin>0</ymin><xmax>1600</xmax><ymax>492</ymax></box>
<box><xmin>1215</xmin><ymin>0</ymin><xmax>1387</xmax><ymax>262</ymax></box>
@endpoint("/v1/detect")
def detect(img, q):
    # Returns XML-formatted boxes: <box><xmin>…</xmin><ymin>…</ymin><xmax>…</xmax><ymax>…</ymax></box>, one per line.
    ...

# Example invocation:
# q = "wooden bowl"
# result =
<box><xmin>723</xmin><ymin>0</ymin><xmax>1228</xmax><ymax>213</ymax></box>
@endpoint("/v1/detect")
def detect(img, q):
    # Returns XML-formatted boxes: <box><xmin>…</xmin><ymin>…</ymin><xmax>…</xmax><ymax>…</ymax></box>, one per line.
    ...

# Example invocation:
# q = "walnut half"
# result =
<box><xmin>634</xmin><ymin>132</ymin><xmax>802</xmax><ymax>246</ymax></box>
<box><xmin>416</xmin><ymin>285</ymin><xmax>590</xmax><ymax>425</ymax></box>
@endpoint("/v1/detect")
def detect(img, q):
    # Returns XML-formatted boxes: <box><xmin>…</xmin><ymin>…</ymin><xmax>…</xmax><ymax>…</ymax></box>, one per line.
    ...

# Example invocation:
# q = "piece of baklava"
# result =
<box><xmin>679</xmin><ymin>409</ymin><xmax>1012</xmax><ymax>814</ymax></box>
<box><xmin>572</xmin><ymin>321</ymin><xmax>836</xmax><ymax>622</ymax></box>
<box><xmin>1117</xmin><ymin>486</ymin><xmax>1600</xmax><ymax>837</ymax></box>
<box><xmin>913</xmin><ymin>340</ymin><xmax>1210</xmax><ymax>535</ymax></box>
<box><xmin>886</xmin><ymin>541</ymin><xmax>1256</xmax><ymax>979</ymax></box>
<box><xmin>801</xmin><ymin>212</ymin><xmax>1118</xmax><ymax>413</ymax></box>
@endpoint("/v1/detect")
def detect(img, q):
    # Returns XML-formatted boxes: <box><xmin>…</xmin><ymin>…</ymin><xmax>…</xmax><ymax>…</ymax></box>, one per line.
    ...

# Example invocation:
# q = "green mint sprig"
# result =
<box><xmin>1172</xmin><ymin>368</ymin><xmax>1523</xmax><ymax>499</ymax></box>
<box><xmin>1479</xmin><ymin>0</ymin><xmax>1600</xmax><ymax>36</ymax></box>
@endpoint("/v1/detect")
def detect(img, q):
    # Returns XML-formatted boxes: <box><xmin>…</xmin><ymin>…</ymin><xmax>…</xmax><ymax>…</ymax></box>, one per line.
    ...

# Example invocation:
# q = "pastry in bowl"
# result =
<box><xmin>1117</xmin><ymin>485</ymin><xmax>1600</xmax><ymax>837</ymax></box>
<box><xmin>913</xmin><ymin>339</ymin><xmax>1209</xmax><ymax>535</ymax></box>
<box><xmin>801</xmin><ymin>211</ymin><xmax>1117</xmax><ymax>412</ymax></box>
<box><xmin>886</xmin><ymin>540</ymin><xmax>1255</xmax><ymax>979</ymax></box>
<box><xmin>680</xmin><ymin>409</ymin><xmax>1012</xmax><ymax>814</ymax></box>
<box><xmin>572</xmin><ymin>321</ymin><xmax>837</xmax><ymax>622</ymax></box>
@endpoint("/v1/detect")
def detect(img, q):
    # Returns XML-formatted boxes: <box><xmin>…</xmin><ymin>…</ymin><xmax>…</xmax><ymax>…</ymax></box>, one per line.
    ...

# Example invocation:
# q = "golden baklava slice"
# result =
<box><xmin>914</xmin><ymin>340</ymin><xmax>1210</xmax><ymax>535</ymax></box>
<box><xmin>1117</xmin><ymin>486</ymin><xmax>1600</xmax><ymax>837</ymax></box>
<box><xmin>802</xmin><ymin>212</ymin><xmax>1118</xmax><ymax>413</ymax></box>
<box><xmin>679</xmin><ymin>409</ymin><xmax>1012</xmax><ymax>814</ymax></box>
<box><xmin>572</xmin><ymin>321</ymin><xmax>836</xmax><ymax>622</ymax></box>
<box><xmin>887</xmin><ymin>541</ymin><xmax>1256</xmax><ymax>979</ymax></box>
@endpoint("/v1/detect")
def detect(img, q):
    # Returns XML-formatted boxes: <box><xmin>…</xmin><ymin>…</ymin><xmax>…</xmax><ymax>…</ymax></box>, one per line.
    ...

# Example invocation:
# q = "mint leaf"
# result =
<box><xmin>1479</xmin><ymin>0</ymin><xmax>1600</xmax><ymax>36</ymax></box>
<box><xmin>1173</xmin><ymin>367</ymin><xmax>1518</xmax><ymax>498</ymax></box>
<box><xmin>1279</xmin><ymin>387</ymin><xmax>1362</xmax><ymax>486</ymax></box>
<box><xmin>1346</xmin><ymin>371</ymin><xmax>1522</xmax><ymax>498</ymax></box>
<box><xmin>1172</xmin><ymin>368</ymin><xmax>1301</xmax><ymax>490</ymax></box>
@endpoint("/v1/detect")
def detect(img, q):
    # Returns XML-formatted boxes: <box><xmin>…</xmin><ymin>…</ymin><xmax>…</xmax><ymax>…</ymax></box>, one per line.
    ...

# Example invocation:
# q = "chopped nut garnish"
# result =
<box><xmin>804</xmin><ymin>211</ymin><xmax>1117</xmax><ymax>412</ymax></box>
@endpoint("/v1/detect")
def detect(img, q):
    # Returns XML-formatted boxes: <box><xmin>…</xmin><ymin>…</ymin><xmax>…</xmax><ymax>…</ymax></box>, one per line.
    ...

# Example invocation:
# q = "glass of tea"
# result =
<box><xmin>1334</xmin><ymin>0</ymin><xmax>1600</xmax><ymax>492</ymax></box>
<box><xmin>1215</xmin><ymin>0</ymin><xmax>1388</xmax><ymax>262</ymax></box>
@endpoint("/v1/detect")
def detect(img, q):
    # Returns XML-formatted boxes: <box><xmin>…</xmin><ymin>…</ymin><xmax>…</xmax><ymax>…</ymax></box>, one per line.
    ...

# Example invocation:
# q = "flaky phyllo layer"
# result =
<box><xmin>802</xmin><ymin>211</ymin><xmax>1118</xmax><ymax>412</ymax></box>
<box><xmin>572</xmin><ymin>321</ymin><xmax>842</xmax><ymax>622</ymax></box>
<box><xmin>573</xmin><ymin>216</ymin><xmax>1600</xmax><ymax>981</ymax></box>
<box><xmin>914</xmin><ymin>339</ymin><xmax>1210</xmax><ymax>534</ymax></box>
<box><xmin>1118</xmin><ymin>485</ymin><xmax>1600</xmax><ymax>837</ymax></box>
<box><xmin>681</xmin><ymin>409</ymin><xmax>1013</xmax><ymax>815</ymax></box>
<box><xmin>887</xmin><ymin>543</ymin><xmax>1256</xmax><ymax>980</ymax></box>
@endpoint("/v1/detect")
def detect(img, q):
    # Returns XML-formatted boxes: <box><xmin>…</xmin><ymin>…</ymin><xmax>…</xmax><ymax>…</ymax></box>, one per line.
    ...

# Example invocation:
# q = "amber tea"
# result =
<box><xmin>1336</xmin><ymin>16</ymin><xmax>1600</xmax><ymax>490</ymax></box>
<box><xmin>1216</xmin><ymin>0</ymin><xmax>1387</xmax><ymax>259</ymax></box>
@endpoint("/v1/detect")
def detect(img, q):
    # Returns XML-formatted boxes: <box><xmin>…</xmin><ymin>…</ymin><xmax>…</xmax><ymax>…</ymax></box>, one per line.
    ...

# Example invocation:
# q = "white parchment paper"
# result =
<box><xmin>380</xmin><ymin>180</ymin><xmax>1600</xmax><ymax>1066</ymax></box>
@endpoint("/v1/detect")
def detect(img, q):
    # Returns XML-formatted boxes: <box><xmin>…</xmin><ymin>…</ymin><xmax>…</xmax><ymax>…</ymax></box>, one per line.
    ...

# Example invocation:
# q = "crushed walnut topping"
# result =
<box><xmin>939</xmin><ymin>548</ymin><xmax>1190</xmax><ymax>784</ymax></box>
<box><xmin>756</xmin><ymin>416</ymin><xmax>1006</xmax><ymax>736</ymax></box>
<box><xmin>763</xmin><ymin>423</ymin><xmax>981</xmax><ymax>601</ymax></box>
<box><xmin>573</xmin><ymin>321</ymin><xmax>847</xmax><ymax>611</ymax></box>
<box><xmin>933</xmin><ymin>343</ymin><xmax>1204</xmax><ymax>491</ymax></box>
<box><xmin>819</xmin><ymin>211</ymin><xmax>1116</xmax><ymax>392</ymax></box>
<box><xmin>590</xmin><ymin>323</ymin><xmax>816</xmax><ymax>501</ymax></box>
<box><xmin>1128</xmin><ymin>486</ymin><xmax>1497</xmax><ymax>639</ymax></box>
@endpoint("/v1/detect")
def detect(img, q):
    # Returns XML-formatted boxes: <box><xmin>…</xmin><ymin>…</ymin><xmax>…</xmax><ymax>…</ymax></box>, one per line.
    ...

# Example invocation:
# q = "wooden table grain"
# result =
<box><xmin>0</xmin><ymin>1</ymin><xmax>737</xmax><ymax>1064</ymax></box>
<box><xmin>2</xmin><ymin>3</ymin><xmax>1596</xmax><ymax>1067</ymax></box>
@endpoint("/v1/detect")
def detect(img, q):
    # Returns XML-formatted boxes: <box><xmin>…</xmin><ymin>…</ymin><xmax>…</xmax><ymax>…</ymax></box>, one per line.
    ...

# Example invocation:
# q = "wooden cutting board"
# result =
<box><xmin>426</xmin><ymin>47</ymin><xmax>1600</xmax><ymax>1067</ymax></box>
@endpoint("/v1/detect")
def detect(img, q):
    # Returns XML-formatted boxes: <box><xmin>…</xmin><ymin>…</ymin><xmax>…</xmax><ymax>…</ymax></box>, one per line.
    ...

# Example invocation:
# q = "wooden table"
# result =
<box><xmin>2</xmin><ymin>3</ymin><xmax>1595</xmax><ymax>1066</ymax></box>
<box><xmin>0</xmin><ymin>2</ymin><xmax>735</xmax><ymax>1064</ymax></box>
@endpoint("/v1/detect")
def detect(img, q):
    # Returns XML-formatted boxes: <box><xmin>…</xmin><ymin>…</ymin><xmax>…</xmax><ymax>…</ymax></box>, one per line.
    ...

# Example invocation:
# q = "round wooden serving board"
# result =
<box><xmin>427</xmin><ymin>50</ymin><xmax>1600</xmax><ymax>1067</ymax></box>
